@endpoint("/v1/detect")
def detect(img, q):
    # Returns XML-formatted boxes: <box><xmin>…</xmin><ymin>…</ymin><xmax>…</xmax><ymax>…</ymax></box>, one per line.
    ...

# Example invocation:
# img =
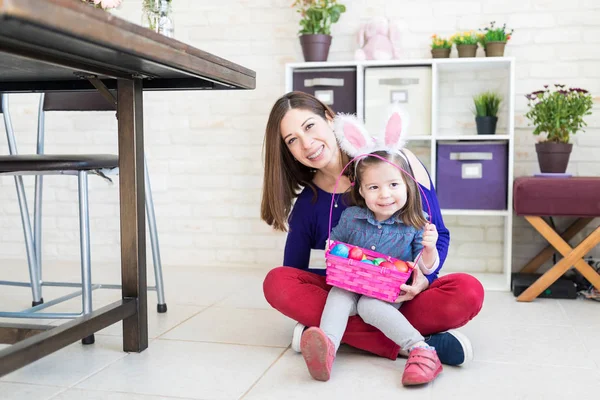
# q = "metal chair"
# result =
<box><xmin>0</xmin><ymin>92</ymin><xmax>167</xmax><ymax>344</ymax></box>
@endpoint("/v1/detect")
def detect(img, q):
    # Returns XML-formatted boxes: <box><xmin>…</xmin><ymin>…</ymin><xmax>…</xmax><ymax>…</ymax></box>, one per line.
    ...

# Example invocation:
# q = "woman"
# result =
<box><xmin>261</xmin><ymin>91</ymin><xmax>484</xmax><ymax>365</ymax></box>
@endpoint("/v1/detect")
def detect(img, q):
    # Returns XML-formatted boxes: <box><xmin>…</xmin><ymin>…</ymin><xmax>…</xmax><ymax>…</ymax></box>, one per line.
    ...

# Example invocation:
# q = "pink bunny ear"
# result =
<box><xmin>385</xmin><ymin>112</ymin><xmax>403</xmax><ymax>145</ymax></box>
<box><xmin>376</xmin><ymin>104</ymin><xmax>409</xmax><ymax>152</ymax></box>
<box><xmin>333</xmin><ymin>113</ymin><xmax>374</xmax><ymax>157</ymax></box>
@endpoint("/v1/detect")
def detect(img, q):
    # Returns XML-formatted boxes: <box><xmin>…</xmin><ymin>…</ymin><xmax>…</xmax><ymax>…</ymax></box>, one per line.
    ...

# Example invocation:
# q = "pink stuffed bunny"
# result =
<box><xmin>354</xmin><ymin>17</ymin><xmax>400</xmax><ymax>61</ymax></box>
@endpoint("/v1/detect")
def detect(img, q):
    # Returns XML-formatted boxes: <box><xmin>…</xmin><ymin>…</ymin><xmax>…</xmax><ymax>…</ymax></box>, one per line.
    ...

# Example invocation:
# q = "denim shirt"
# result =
<box><xmin>329</xmin><ymin>206</ymin><xmax>424</xmax><ymax>262</ymax></box>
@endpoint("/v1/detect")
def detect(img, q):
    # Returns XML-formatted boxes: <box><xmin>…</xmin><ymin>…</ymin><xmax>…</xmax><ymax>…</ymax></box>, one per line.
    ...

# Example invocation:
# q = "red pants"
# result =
<box><xmin>263</xmin><ymin>267</ymin><xmax>484</xmax><ymax>360</ymax></box>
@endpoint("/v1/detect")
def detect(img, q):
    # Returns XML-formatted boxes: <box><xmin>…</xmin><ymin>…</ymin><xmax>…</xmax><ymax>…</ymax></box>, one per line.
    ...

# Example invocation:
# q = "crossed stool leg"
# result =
<box><xmin>517</xmin><ymin>216</ymin><xmax>600</xmax><ymax>302</ymax></box>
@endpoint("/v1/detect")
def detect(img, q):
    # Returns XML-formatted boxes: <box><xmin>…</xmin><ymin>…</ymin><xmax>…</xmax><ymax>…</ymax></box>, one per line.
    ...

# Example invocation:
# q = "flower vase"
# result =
<box><xmin>299</xmin><ymin>34</ymin><xmax>332</xmax><ymax>62</ymax></box>
<box><xmin>142</xmin><ymin>1</ymin><xmax>159</xmax><ymax>32</ymax></box>
<box><xmin>535</xmin><ymin>142</ymin><xmax>573</xmax><ymax>173</ymax></box>
<box><xmin>431</xmin><ymin>48</ymin><xmax>450</xmax><ymax>58</ymax></box>
<box><xmin>142</xmin><ymin>0</ymin><xmax>174</xmax><ymax>37</ymax></box>
<box><xmin>457</xmin><ymin>44</ymin><xmax>477</xmax><ymax>57</ymax></box>
<box><xmin>485</xmin><ymin>42</ymin><xmax>506</xmax><ymax>57</ymax></box>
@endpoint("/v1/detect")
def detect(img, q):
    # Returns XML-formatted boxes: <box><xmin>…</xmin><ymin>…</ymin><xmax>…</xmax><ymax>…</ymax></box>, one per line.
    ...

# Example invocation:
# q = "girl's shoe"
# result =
<box><xmin>401</xmin><ymin>346</ymin><xmax>443</xmax><ymax>386</ymax></box>
<box><xmin>300</xmin><ymin>327</ymin><xmax>336</xmax><ymax>382</ymax></box>
<box><xmin>291</xmin><ymin>322</ymin><xmax>306</xmax><ymax>353</ymax></box>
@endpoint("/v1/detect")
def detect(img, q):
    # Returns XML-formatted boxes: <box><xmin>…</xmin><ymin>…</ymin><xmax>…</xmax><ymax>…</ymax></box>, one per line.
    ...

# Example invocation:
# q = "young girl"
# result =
<box><xmin>300</xmin><ymin>107</ymin><xmax>443</xmax><ymax>386</ymax></box>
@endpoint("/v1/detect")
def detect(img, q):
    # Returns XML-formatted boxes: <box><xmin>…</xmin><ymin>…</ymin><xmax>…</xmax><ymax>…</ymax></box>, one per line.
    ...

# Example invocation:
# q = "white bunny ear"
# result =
<box><xmin>375</xmin><ymin>103</ymin><xmax>409</xmax><ymax>153</ymax></box>
<box><xmin>333</xmin><ymin>113</ymin><xmax>374</xmax><ymax>157</ymax></box>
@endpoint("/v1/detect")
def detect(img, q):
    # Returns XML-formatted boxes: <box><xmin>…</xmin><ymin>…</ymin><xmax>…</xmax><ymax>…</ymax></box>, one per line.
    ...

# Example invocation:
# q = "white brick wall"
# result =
<box><xmin>1</xmin><ymin>0</ymin><xmax>599</xmax><ymax>276</ymax></box>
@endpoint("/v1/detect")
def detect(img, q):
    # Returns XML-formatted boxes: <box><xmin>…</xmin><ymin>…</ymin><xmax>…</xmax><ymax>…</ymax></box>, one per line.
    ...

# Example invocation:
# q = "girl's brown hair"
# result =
<box><xmin>261</xmin><ymin>91</ymin><xmax>345</xmax><ymax>232</ymax></box>
<box><xmin>351</xmin><ymin>151</ymin><xmax>427</xmax><ymax>229</ymax></box>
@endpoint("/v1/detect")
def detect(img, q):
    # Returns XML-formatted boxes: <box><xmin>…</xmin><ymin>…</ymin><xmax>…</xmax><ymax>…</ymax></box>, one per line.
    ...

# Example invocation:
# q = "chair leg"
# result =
<box><xmin>3</xmin><ymin>94</ymin><xmax>43</xmax><ymax>306</ymax></box>
<box><xmin>144</xmin><ymin>159</ymin><xmax>167</xmax><ymax>313</ymax></box>
<box><xmin>14</xmin><ymin>176</ymin><xmax>43</xmax><ymax>306</ymax></box>
<box><xmin>34</xmin><ymin>96</ymin><xmax>46</xmax><ymax>285</ymax></box>
<box><xmin>78</xmin><ymin>171</ymin><xmax>94</xmax><ymax>345</ymax></box>
<box><xmin>34</xmin><ymin>175</ymin><xmax>44</xmax><ymax>285</ymax></box>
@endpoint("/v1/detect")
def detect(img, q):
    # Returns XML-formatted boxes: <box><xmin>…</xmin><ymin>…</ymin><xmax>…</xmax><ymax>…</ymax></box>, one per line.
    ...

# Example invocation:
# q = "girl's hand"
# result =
<box><xmin>393</xmin><ymin>264</ymin><xmax>429</xmax><ymax>303</ymax></box>
<box><xmin>421</xmin><ymin>223</ymin><xmax>438</xmax><ymax>251</ymax></box>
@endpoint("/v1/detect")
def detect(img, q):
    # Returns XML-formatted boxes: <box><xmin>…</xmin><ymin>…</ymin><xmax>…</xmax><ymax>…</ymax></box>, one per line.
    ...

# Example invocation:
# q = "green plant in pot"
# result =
<box><xmin>473</xmin><ymin>91</ymin><xmax>502</xmax><ymax>135</ymax></box>
<box><xmin>292</xmin><ymin>0</ymin><xmax>346</xmax><ymax>62</ymax></box>
<box><xmin>478</xmin><ymin>21</ymin><xmax>513</xmax><ymax>57</ymax></box>
<box><xmin>430</xmin><ymin>34</ymin><xmax>452</xmax><ymax>58</ymax></box>
<box><xmin>451</xmin><ymin>30</ymin><xmax>478</xmax><ymax>58</ymax></box>
<box><xmin>525</xmin><ymin>84</ymin><xmax>593</xmax><ymax>173</ymax></box>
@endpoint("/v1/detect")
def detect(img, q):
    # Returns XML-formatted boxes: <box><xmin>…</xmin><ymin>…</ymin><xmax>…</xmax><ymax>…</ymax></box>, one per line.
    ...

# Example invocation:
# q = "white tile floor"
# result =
<box><xmin>1</xmin><ymin>261</ymin><xmax>600</xmax><ymax>400</ymax></box>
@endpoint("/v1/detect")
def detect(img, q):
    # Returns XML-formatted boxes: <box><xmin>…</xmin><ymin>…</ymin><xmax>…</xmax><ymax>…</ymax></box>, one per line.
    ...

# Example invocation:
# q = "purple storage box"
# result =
<box><xmin>436</xmin><ymin>141</ymin><xmax>508</xmax><ymax>210</ymax></box>
<box><xmin>292</xmin><ymin>68</ymin><xmax>357</xmax><ymax>115</ymax></box>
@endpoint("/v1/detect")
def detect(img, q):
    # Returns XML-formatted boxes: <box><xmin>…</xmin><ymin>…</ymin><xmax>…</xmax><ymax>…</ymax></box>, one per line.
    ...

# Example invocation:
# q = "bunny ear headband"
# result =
<box><xmin>333</xmin><ymin>103</ymin><xmax>410</xmax><ymax>164</ymax></box>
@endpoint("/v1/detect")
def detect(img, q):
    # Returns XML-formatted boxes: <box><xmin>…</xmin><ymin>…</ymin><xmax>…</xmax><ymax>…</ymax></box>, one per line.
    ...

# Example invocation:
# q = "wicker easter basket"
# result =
<box><xmin>325</xmin><ymin>241</ymin><xmax>413</xmax><ymax>302</ymax></box>
<box><xmin>324</xmin><ymin>153</ymin><xmax>431</xmax><ymax>303</ymax></box>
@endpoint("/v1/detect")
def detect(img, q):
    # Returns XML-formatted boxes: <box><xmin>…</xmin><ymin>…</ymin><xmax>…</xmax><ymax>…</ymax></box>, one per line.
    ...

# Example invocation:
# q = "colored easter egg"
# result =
<box><xmin>348</xmin><ymin>247</ymin><xmax>364</xmax><ymax>261</ymax></box>
<box><xmin>361</xmin><ymin>259</ymin><xmax>375</xmax><ymax>265</ymax></box>
<box><xmin>393</xmin><ymin>260</ymin><xmax>410</xmax><ymax>273</ymax></box>
<box><xmin>379</xmin><ymin>261</ymin><xmax>395</xmax><ymax>269</ymax></box>
<box><xmin>373</xmin><ymin>258</ymin><xmax>386</xmax><ymax>266</ymax></box>
<box><xmin>330</xmin><ymin>243</ymin><xmax>349</xmax><ymax>258</ymax></box>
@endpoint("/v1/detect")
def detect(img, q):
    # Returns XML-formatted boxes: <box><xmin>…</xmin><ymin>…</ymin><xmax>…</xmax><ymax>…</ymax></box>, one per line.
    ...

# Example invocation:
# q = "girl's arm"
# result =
<box><xmin>403</xmin><ymin>148</ymin><xmax>450</xmax><ymax>283</ymax></box>
<box><xmin>412</xmin><ymin>228</ymin><xmax>439</xmax><ymax>274</ymax></box>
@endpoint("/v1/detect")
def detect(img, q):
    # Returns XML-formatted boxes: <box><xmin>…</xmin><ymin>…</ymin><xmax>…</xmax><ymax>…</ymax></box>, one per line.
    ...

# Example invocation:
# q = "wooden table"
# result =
<box><xmin>0</xmin><ymin>0</ymin><xmax>255</xmax><ymax>376</ymax></box>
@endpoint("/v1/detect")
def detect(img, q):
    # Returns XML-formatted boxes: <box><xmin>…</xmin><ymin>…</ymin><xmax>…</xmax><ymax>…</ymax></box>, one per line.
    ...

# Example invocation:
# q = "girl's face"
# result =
<box><xmin>280</xmin><ymin>108</ymin><xmax>339</xmax><ymax>171</ymax></box>
<box><xmin>359</xmin><ymin>161</ymin><xmax>408</xmax><ymax>222</ymax></box>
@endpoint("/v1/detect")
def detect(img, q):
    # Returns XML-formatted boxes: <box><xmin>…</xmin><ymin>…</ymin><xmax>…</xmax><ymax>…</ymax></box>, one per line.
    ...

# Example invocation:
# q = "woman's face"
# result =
<box><xmin>280</xmin><ymin>108</ymin><xmax>339</xmax><ymax>171</ymax></box>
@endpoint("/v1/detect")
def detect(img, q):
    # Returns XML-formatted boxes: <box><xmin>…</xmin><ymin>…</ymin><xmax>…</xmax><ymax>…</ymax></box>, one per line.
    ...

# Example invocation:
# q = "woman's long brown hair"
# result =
<box><xmin>260</xmin><ymin>91</ymin><xmax>340</xmax><ymax>232</ymax></box>
<box><xmin>351</xmin><ymin>151</ymin><xmax>427</xmax><ymax>229</ymax></box>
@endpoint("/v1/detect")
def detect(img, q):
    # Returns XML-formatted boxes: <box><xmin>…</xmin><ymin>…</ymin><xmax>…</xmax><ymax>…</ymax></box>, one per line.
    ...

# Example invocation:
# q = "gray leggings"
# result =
<box><xmin>321</xmin><ymin>286</ymin><xmax>424</xmax><ymax>352</ymax></box>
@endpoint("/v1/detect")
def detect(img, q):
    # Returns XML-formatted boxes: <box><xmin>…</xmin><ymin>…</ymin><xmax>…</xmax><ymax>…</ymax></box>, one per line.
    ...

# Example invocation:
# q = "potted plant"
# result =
<box><xmin>430</xmin><ymin>34</ymin><xmax>451</xmax><ymax>58</ymax></box>
<box><xmin>451</xmin><ymin>31</ymin><xmax>478</xmax><ymax>57</ymax></box>
<box><xmin>292</xmin><ymin>0</ymin><xmax>346</xmax><ymax>62</ymax></box>
<box><xmin>473</xmin><ymin>91</ymin><xmax>502</xmax><ymax>135</ymax></box>
<box><xmin>525</xmin><ymin>84</ymin><xmax>593</xmax><ymax>173</ymax></box>
<box><xmin>478</xmin><ymin>21</ymin><xmax>513</xmax><ymax>57</ymax></box>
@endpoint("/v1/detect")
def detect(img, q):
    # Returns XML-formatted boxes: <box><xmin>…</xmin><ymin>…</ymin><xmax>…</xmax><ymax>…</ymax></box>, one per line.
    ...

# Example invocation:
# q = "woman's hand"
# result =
<box><xmin>393</xmin><ymin>264</ymin><xmax>430</xmax><ymax>303</ymax></box>
<box><xmin>422</xmin><ymin>223</ymin><xmax>438</xmax><ymax>251</ymax></box>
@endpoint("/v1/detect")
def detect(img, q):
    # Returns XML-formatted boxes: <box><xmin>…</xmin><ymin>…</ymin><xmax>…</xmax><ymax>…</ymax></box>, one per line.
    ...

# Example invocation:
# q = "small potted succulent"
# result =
<box><xmin>478</xmin><ymin>21</ymin><xmax>513</xmax><ymax>57</ymax></box>
<box><xmin>430</xmin><ymin>34</ymin><xmax>451</xmax><ymax>58</ymax></box>
<box><xmin>473</xmin><ymin>91</ymin><xmax>502</xmax><ymax>135</ymax></box>
<box><xmin>292</xmin><ymin>0</ymin><xmax>347</xmax><ymax>62</ymax></box>
<box><xmin>525</xmin><ymin>84</ymin><xmax>593</xmax><ymax>173</ymax></box>
<box><xmin>451</xmin><ymin>30</ymin><xmax>479</xmax><ymax>57</ymax></box>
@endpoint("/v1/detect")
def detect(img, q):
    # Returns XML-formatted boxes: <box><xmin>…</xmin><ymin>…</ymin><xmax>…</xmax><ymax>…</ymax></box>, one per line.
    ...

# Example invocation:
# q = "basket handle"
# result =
<box><xmin>327</xmin><ymin>153</ymin><xmax>432</xmax><ymax>268</ymax></box>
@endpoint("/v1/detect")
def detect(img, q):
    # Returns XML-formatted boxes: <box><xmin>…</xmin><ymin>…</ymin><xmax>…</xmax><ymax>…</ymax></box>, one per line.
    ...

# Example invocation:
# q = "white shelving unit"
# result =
<box><xmin>286</xmin><ymin>57</ymin><xmax>516</xmax><ymax>291</ymax></box>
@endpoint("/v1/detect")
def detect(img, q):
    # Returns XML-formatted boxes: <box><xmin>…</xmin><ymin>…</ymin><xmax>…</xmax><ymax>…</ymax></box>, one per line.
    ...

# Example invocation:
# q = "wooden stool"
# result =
<box><xmin>513</xmin><ymin>176</ymin><xmax>600</xmax><ymax>302</ymax></box>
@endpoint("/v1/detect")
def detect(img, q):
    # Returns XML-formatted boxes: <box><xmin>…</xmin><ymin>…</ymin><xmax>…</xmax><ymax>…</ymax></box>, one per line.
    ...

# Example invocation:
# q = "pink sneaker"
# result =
<box><xmin>401</xmin><ymin>346</ymin><xmax>443</xmax><ymax>386</ymax></box>
<box><xmin>300</xmin><ymin>327</ymin><xmax>336</xmax><ymax>381</ymax></box>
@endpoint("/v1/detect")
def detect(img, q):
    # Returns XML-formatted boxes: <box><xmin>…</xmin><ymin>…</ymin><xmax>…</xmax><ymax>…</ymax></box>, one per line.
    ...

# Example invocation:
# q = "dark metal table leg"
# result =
<box><xmin>117</xmin><ymin>78</ymin><xmax>148</xmax><ymax>352</ymax></box>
